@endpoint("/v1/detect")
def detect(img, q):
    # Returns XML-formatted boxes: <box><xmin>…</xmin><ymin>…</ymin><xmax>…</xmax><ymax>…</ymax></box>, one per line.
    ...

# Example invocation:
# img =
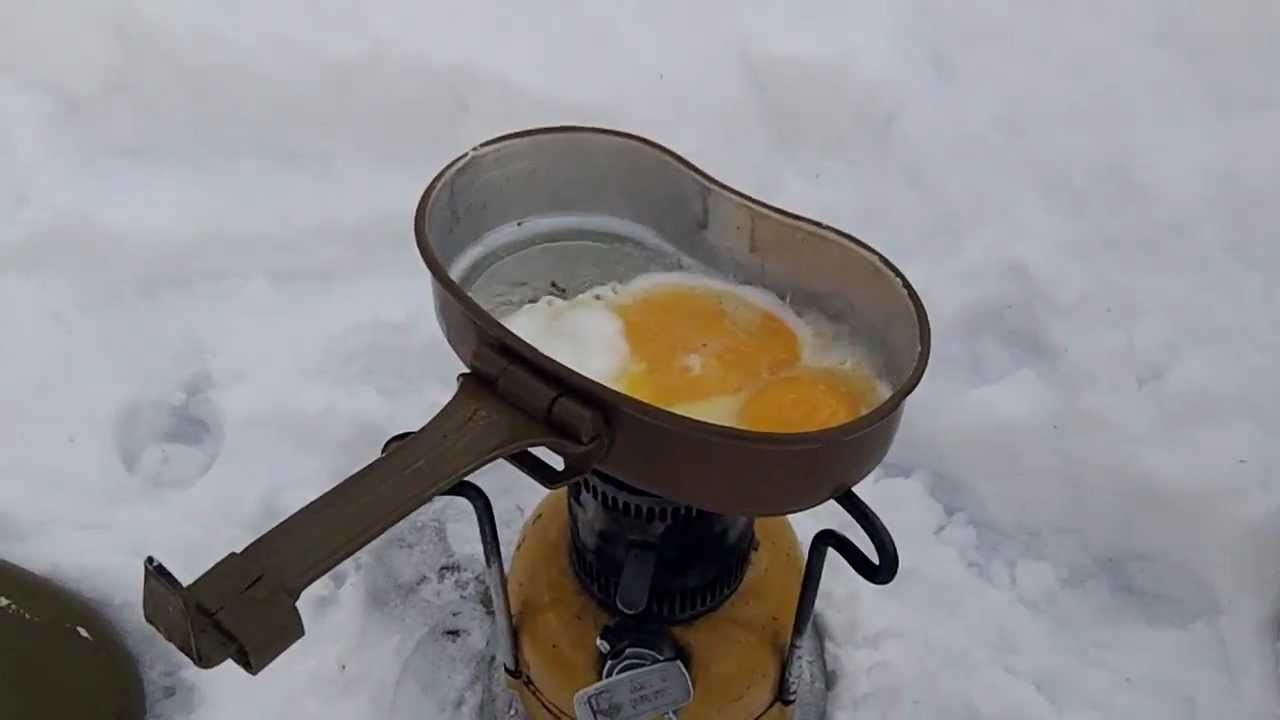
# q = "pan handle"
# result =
<box><xmin>778</xmin><ymin>489</ymin><xmax>898</xmax><ymax>705</ymax></box>
<box><xmin>143</xmin><ymin>372</ymin><xmax>605</xmax><ymax>675</ymax></box>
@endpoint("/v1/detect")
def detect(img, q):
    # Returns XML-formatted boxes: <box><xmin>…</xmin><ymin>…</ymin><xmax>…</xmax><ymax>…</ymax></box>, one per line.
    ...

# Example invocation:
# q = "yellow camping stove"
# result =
<box><xmin>136</xmin><ymin>128</ymin><xmax>921</xmax><ymax>720</ymax></box>
<box><xmin>498</xmin><ymin>473</ymin><xmax>836</xmax><ymax>720</ymax></box>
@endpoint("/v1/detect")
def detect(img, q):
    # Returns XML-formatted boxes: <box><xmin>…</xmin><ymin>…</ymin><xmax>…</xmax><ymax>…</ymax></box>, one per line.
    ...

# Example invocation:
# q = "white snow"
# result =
<box><xmin>1</xmin><ymin>3</ymin><xmax>1276</xmax><ymax>719</ymax></box>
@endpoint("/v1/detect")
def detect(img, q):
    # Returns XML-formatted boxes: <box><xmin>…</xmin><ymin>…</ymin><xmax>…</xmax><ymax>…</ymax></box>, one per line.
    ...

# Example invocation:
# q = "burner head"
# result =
<box><xmin>568</xmin><ymin>473</ymin><xmax>754</xmax><ymax>623</ymax></box>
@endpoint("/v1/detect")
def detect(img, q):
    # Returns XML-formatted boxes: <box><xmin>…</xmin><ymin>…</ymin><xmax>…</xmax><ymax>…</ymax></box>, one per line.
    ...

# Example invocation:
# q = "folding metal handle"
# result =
<box><xmin>778</xmin><ymin>489</ymin><xmax>898</xmax><ymax>704</ymax></box>
<box><xmin>143</xmin><ymin>370</ymin><xmax>605</xmax><ymax>675</ymax></box>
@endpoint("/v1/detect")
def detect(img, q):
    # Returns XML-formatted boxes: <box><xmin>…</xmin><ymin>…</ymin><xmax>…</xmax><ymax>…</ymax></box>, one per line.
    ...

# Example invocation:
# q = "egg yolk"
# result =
<box><xmin>738</xmin><ymin>367</ymin><xmax>883</xmax><ymax>433</ymax></box>
<box><xmin>613</xmin><ymin>286</ymin><xmax>801</xmax><ymax>407</ymax></box>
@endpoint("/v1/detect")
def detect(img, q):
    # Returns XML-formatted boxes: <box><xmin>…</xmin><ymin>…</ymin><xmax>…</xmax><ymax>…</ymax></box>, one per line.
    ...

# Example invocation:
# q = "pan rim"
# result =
<box><xmin>414</xmin><ymin>125</ymin><xmax>931</xmax><ymax>448</ymax></box>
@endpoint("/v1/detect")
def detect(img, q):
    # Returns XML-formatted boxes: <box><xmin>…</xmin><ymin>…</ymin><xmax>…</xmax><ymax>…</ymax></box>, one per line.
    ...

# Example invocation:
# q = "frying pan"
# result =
<box><xmin>142</xmin><ymin>126</ymin><xmax>930</xmax><ymax>675</ymax></box>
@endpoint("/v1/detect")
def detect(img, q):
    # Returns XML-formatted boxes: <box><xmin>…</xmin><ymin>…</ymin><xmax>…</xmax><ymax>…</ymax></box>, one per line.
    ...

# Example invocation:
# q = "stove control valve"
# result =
<box><xmin>572</xmin><ymin>624</ymin><xmax>693</xmax><ymax>720</ymax></box>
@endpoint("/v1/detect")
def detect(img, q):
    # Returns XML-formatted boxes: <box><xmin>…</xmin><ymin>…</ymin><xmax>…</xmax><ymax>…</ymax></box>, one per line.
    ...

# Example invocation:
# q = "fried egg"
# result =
<box><xmin>500</xmin><ymin>271</ymin><xmax>889</xmax><ymax>433</ymax></box>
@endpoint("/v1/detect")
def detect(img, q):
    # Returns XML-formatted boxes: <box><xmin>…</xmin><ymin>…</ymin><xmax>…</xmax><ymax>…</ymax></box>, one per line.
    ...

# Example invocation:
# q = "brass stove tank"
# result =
<box><xmin>507</xmin><ymin>484</ymin><xmax>807</xmax><ymax>719</ymax></box>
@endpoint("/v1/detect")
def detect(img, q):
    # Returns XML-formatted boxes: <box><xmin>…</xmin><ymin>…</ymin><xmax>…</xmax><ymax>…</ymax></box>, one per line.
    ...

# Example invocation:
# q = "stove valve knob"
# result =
<box><xmin>572</xmin><ymin>651</ymin><xmax>693</xmax><ymax>720</ymax></box>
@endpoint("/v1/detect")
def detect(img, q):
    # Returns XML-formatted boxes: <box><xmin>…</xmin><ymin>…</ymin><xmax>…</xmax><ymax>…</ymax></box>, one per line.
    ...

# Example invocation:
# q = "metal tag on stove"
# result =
<box><xmin>572</xmin><ymin>659</ymin><xmax>693</xmax><ymax>720</ymax></box>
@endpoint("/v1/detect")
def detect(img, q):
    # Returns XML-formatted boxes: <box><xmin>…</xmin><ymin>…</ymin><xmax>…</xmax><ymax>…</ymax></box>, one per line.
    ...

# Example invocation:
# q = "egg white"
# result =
<box><xmin>502</xmin><ymin>292</ymin><xmax>629</xmax><ymax>384</ymax></box>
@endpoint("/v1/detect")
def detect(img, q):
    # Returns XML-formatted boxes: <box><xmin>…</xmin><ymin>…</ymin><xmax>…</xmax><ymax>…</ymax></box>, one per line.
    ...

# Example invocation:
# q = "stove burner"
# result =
<box><xmin>568</xmin><ymin>473</ymin><xmax>754</xmax><ymax>623</ymax></box>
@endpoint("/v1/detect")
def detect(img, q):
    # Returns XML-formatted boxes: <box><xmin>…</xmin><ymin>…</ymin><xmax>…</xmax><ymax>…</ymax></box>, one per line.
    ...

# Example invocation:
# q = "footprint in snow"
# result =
<box><xmin>114</xmin><ymin>370</ymin><xmax>224</xmax><ymax>490</ymax></box>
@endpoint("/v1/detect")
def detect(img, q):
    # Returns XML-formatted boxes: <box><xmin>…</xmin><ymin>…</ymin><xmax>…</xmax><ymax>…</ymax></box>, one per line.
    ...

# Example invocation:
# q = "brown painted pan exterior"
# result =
<box><xmin>417</xmin><ymin>126</ymin><xmax>930</xmax><ymax>517</ymax></box>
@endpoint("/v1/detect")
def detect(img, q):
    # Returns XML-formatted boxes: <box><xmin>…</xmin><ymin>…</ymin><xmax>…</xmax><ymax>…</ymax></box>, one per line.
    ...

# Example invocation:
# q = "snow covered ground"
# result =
<box><xmin>2</xmin><ymin>3</ymin><xmax>1277</xmax><ymax>718</ymax></box>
